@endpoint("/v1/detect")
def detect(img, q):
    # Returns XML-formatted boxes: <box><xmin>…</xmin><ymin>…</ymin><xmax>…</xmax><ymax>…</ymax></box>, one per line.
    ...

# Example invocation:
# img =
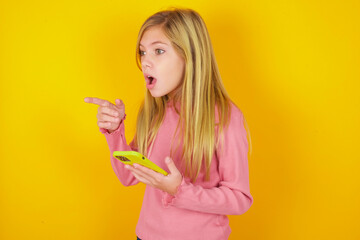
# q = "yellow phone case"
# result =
<box><xmin>113</xmin><ymin>151</ymin><xmax>168</xmax><ymax>176</ymax></box>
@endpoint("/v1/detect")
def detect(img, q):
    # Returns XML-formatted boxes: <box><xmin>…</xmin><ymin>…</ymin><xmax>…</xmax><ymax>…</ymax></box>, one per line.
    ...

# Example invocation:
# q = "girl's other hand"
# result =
<box><xmin>125</xmin><ymin>157</ymin><xmax>183</xmax><ymax>196</ymax></box>
<box><xmin>84</xmin><ymin>97</ymin><xmax>125</xmax><ymax>133</ymax></box>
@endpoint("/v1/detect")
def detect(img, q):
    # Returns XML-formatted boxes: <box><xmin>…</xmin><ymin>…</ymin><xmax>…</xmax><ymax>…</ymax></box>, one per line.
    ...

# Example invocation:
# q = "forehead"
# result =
<box><xmin>140</xmin><ymin>26</ymin><xmax>170</xmax><ymax>47</ymax></box>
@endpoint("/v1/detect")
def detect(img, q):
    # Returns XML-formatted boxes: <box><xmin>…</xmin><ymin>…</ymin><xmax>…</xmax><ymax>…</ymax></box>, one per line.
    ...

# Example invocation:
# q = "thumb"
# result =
<box><xmin>115</xmin><ymin>99</ymin><xmax>123</xmax><ymax>106</ymax></box>
<box><xmin>165</xmin><ymin>157</ymin><xmax>179</xmax><ymax>174</ymax></box>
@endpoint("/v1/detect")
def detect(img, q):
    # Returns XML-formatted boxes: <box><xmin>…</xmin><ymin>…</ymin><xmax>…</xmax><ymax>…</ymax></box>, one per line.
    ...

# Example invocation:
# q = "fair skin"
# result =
<box><xmin>84</xmin><ymin>26</ymin><xmax>185</xmax><ymax>196</ymax></box>
<box><xmin>140</xmin><ymin>25</ymin><xmax>185</xmax><ymax>98</ymax></box>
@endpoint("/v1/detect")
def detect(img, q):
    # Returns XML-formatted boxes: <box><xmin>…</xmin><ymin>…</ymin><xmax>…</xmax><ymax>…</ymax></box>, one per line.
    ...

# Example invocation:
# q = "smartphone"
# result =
<box><xmin>113</xmin><ymin>151</ymin><xmax>168</xmax><ymax>176</ymax></box>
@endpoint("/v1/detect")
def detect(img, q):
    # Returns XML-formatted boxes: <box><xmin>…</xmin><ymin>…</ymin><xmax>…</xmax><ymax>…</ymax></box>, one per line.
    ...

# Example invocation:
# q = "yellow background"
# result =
<box><xmin>1</xmin><ymin>0</ymin><xmax>359</xmax><ymax>239</ymax></box>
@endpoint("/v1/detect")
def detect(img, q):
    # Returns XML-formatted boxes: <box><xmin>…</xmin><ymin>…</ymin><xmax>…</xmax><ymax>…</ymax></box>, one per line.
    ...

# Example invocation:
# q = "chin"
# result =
<box><xmin>149</xmin><ymin>90</ymin><xmax>167</xmax><ymax>98</ymax></box>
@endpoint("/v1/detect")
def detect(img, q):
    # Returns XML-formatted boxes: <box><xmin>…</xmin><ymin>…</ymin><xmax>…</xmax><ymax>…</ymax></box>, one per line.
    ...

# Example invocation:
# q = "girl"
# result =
<box><xmin>85</xmin><ymin>8</ymin><xmax>253</xmax><ymax>240</ymax></box>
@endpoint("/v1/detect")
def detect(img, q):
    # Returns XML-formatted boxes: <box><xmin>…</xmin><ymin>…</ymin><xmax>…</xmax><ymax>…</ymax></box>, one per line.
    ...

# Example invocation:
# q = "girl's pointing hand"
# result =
<box><xmin>84</xmin><ymin>97</ymin><xmax>125</xmax><ymax>133</ymax></box>
<box><xmin>126</xmin><ymin>157</ymin><xmax>183</xmax><ymax>196</ymax></box>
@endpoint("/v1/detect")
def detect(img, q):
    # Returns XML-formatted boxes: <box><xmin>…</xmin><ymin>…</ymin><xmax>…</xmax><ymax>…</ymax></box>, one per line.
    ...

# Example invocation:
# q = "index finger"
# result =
<box><xmin>133</xmin><ymin>163</ymin><xmax>161</xmax><ymax>177</ymax></box>
<box><xmin>84</xmin><ymin>97</ymin><xmax>110</xmax><ymax>107</ymax></box>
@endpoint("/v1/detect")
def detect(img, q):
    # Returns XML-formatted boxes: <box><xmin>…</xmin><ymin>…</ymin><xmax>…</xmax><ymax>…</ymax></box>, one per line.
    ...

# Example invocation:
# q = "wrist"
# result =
<box><xmin>168</xmin><ymin>177</ymin><xmax>182</xmax><ymax>196</ymax></box>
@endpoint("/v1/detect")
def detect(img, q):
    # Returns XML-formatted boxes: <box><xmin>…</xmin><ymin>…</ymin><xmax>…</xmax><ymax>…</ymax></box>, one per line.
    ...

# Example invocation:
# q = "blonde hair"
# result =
<box><xmin>134</xmin><ymin>8</ymin><xmax>233</xmax><ymax>182</ymax></box>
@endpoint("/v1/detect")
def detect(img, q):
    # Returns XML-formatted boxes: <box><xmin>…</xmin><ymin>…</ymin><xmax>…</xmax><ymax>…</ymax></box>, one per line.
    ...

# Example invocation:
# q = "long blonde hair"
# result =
<box><xmin>134</xmin><ymin>8</ymin><xmax>232</xmax><ymax>182</ymax></box>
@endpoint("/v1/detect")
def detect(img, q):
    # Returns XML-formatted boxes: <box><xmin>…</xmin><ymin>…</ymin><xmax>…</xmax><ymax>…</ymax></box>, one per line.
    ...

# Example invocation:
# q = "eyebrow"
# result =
<box><xmin>139</xmin><ymin>41</ymin><xmax>168</xmax><ymax>47</ymax></box>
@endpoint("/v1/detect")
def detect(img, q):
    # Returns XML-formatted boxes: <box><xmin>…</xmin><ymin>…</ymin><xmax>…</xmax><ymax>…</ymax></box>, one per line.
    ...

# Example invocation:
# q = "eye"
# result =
<box><xmin>155</xmin><ymin>49</ymin><xmax>165</xmax><ymax>55</ymax></box>
<box><xmin>139</xmin><ymin>50</ymin><xmax>146</xmax><ymax>56</ymax></box>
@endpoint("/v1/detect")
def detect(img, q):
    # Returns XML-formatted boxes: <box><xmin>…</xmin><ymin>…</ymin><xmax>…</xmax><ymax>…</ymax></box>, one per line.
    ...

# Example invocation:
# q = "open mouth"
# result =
<box><xmin>148</xmin><ymin>76</ymin><xmax>155</xmax><ymax>84</ymax></box>
<box><xmin>145</xmin><ymin>74</ymin><xmax>157</xmax><ymax>89</ymax></box>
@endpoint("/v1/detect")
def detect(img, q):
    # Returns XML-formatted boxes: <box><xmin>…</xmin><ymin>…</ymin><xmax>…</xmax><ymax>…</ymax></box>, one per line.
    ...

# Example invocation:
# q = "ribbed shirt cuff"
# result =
<box><xmin>162</xmin><ymin>177</ymin><xmax>186</xmax><ymax>208</ymax></box>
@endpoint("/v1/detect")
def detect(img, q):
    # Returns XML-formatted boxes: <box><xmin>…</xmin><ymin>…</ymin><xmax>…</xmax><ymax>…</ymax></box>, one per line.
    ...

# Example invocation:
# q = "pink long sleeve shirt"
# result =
<box><xmin>100</xmin><ymin>102</ymin><xmax>253</xmax><ymax>240</ymax></box>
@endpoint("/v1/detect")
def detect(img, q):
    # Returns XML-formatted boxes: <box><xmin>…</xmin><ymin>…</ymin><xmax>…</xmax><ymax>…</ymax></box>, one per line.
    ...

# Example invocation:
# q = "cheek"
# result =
<box><xmin>168</xmin><ymin>58</ymin><xmax>185</xmax><ymax>84</ymax></box>
<box><xmin>159</xmin><ymin>61</ymin><xmax>180</xmax><ymax>84</ymax></box>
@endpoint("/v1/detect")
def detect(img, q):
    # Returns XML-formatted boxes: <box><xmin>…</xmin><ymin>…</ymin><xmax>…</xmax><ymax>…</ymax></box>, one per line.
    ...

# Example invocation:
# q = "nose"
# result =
<box><xmin>141</xmin><ymin>55</ymin><xmax>152</xmax><ymax>70</ymax></box>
